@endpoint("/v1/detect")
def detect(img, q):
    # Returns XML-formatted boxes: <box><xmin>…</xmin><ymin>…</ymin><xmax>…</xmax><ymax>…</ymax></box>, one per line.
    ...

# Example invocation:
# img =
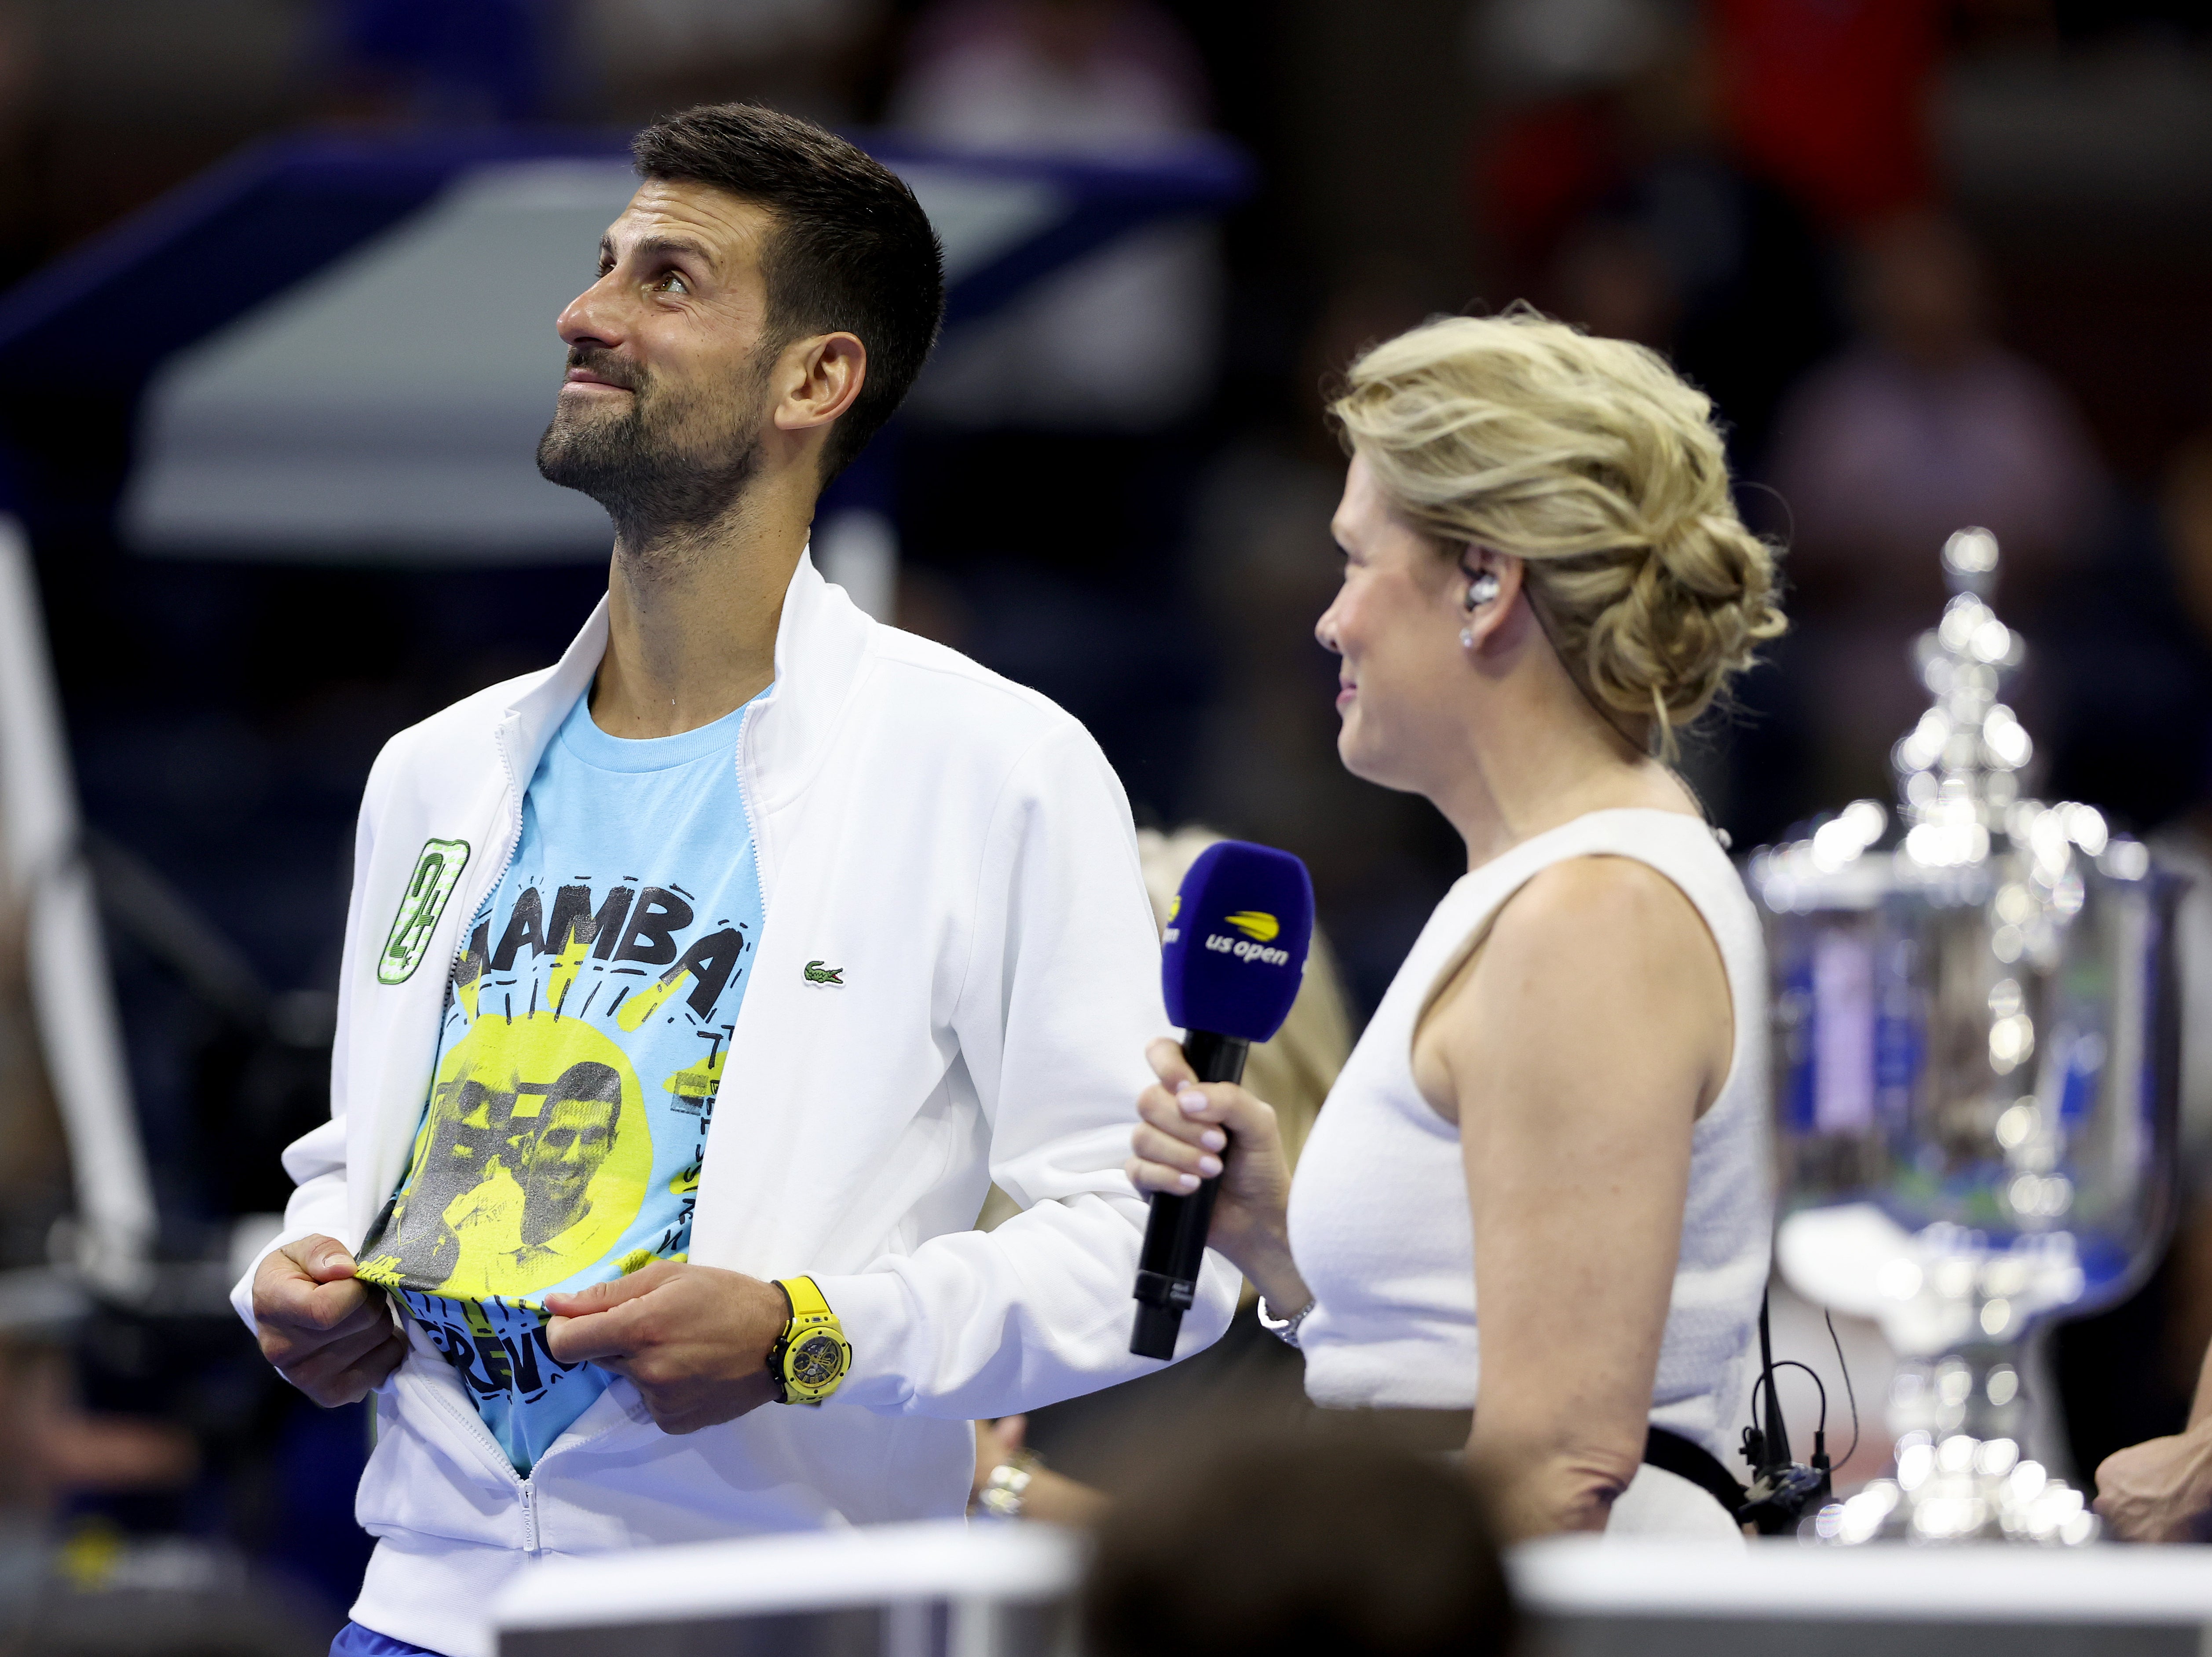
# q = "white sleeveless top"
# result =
<box><xmin>1287</xmin><ymin>808</ymin><xmax>1774</xmax><ymax>1466</ymax></box>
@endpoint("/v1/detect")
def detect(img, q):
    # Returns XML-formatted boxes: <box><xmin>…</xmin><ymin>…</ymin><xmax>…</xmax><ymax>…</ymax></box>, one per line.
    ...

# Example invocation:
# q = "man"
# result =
<box><xmin>233</xmin><ymin>104</ymin><xmax>1233</xmax><ymax>1657</ymax></box>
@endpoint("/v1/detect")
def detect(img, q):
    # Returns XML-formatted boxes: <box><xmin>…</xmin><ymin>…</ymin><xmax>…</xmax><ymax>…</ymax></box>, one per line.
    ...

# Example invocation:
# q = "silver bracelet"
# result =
<box><xmin>1256</xmin><ymin>1294</ymin><xmax>1315</xmax><ymax>1348</ymax></box>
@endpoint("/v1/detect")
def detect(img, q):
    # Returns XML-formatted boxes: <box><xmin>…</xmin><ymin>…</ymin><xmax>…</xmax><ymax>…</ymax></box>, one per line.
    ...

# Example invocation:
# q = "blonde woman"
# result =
<box><xmin>1130</xmin><ymin>311</ymin><xmax>1785</xmax><ymax>1540</ymax></box>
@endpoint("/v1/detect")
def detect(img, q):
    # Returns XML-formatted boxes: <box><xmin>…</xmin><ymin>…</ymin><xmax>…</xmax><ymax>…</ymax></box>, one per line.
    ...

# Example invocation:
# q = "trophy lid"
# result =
<box><xmin>1751</xmin><ymin>527</ymin><xmax>2150</xmax><ymax>909</ymax></box>
<box><xmin>1890</xmin><ymin>527</ymin><xmax>2029</xmax><ymax>867</ymax></box>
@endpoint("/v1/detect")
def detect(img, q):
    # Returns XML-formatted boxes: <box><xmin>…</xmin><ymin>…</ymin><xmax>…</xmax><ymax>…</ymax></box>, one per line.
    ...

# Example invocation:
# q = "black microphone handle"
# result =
<box><xmin>1130</xmin><ymin>1028</ymin><xmax>1250</xmax><ymax>1360</ymax></box>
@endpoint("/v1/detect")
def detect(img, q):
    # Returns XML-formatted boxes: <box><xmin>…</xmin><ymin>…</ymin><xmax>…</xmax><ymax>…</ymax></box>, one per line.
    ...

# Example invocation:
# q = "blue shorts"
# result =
<box><xmin>331</xmin><ymin>1624</ymin><xmax>445</xmax><ymax>1657</ymax></box>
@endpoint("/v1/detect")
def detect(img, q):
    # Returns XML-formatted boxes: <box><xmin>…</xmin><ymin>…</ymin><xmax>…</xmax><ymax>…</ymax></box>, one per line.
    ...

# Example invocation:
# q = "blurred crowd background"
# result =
<box><xmin>0</xmin><ymin>0</ymin><xmax>2208</xmax><ymax>1639</ymax></box>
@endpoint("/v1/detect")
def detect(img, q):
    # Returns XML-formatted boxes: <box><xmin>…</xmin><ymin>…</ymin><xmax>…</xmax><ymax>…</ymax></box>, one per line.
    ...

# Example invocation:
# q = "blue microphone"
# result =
<box><xmin>1131</xmin><ymin>840</ymin><xmax>1315</xmax><ymax>1360</ymax></box>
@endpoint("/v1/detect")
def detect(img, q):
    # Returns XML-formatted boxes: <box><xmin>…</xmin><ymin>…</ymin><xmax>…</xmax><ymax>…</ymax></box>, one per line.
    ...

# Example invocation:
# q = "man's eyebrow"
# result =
<box><xmin>629</xmin><ymin>234</ymin><xmax>719</xmax><ymax>273</ymax></box>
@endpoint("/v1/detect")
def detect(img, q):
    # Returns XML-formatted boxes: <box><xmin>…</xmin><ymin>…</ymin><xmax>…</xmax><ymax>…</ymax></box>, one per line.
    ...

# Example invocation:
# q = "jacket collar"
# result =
<box><xmin>494</xmin><ymin>547</ymin><xmax>873</xmax><ymax>810</ymax></box>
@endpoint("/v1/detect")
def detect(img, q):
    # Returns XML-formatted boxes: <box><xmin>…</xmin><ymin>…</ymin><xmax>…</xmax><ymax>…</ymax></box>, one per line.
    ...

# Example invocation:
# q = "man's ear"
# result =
<box><xmin>774</xmin><ymin>332</ymin><xmax>867</xmax><ymax>434</ymax></box>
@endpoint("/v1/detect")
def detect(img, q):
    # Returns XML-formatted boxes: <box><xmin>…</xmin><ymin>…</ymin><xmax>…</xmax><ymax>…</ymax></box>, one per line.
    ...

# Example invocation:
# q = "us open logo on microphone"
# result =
<box><xmin>1205</xmin><ymin>910</ymin><xmax>1291</xmax><ymax>967</ymax></box>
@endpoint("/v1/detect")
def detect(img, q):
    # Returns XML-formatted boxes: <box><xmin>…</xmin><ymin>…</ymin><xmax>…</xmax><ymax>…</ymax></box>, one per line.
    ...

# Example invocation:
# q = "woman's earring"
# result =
<box><xmin>1460</xmin><ymin>569</ymin><xmax>1500</xmax><ymax>648</ymax></box>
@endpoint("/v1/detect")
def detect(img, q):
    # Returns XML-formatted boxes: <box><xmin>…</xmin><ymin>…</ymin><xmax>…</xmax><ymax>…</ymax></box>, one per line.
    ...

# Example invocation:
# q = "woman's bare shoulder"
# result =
<box><xmin>1489</xmin><ymin>852</ymin><xmax>1709</xmax><ymax>954</ymax></box>
<box><xmin>1418</xmin><ymin>852</ymin><xmax>1729</xmax><ymax>1124</ymax></box>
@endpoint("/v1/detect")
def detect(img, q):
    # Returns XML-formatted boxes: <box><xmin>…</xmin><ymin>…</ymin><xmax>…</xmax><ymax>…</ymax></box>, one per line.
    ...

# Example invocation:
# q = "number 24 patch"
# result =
<box><xmin>379</xmin><ymin>838</ymin><xmax>471</xmax><ymax>985</ymax></box>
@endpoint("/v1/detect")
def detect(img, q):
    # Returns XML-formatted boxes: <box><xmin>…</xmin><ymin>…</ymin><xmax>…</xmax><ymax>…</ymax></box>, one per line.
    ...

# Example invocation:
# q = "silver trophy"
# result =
<box><xmin>1746</xmin><ymin>528</ymin><xmax>2184</xmax><ymax>1544</ymax></box>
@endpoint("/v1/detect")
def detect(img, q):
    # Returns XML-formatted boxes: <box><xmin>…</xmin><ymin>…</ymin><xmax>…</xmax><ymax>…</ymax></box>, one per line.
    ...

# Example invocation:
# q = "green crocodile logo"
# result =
<box><xmin>803</xmin><ymin>960</ymin><xmax>844</xmax><ymax>986</ymax></box>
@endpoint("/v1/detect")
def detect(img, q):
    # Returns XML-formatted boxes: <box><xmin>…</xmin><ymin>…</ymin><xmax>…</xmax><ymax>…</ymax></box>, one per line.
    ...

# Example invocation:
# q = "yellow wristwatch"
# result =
<box><xmin>768</xmin><ymin>1276</ymin><xmax>851</xmax><ymax>1406</ymax></box>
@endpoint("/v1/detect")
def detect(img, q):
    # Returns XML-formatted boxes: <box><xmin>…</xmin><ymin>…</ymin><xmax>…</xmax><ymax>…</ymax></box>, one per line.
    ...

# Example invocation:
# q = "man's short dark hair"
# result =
<box><xmin>1082</xmin><ymin>1431</ymin><xmax>1519</xmax><ymax>1657</ymax></box>
<box><xmin>632</xmin><ymin>103</ymin><xmax>944</xmax><ymax>481</ymax></box>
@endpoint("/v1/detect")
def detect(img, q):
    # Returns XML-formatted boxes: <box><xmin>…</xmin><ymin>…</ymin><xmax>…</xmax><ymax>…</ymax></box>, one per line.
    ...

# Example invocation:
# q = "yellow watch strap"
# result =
<box><xmin>779</xmin><ymin>1275</ymin><xmax>833</xmax><ymax>1323</ymax></box>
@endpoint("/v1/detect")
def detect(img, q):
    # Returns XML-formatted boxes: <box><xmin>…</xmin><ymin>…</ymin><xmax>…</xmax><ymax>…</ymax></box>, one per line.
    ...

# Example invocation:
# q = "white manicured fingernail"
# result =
<box><xmin>1177</xmin><ymin>1088</ymin><xmax>1206</xmax><ymax>1114</ymax></box>
<box><xmin>1198</xmin><ymin>1154</ymin><xmax>1222</xmax><ymax>1178</ymax></box>
<box><xmin>1177</xmin><ymin>1172</ymin><xmax>1199</xmax><ymax>1192</ymax></box>
<box><xmin>1199</xmin><ymin>1129</ymin><xmax>1225</xmax><ymax>1151</ymax></box>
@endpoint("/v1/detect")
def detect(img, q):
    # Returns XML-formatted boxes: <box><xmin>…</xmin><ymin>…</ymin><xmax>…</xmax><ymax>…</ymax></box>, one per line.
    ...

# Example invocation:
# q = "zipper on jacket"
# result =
<box><xmin>446</xmin><ymin>718</ymin><xmax>528</xmax><ymax>984</ymax></box>
<box><xmin>732</xmin><ymin>695</ymin><xmax>768</xmax><ymax>916</ymax></box>
<box><xmin>416</xmin><ymin>1346</ymin><xmax>654</xmax><ymax>1558</ymax></box>
<box><xmin>421</xmin><ymin>1365</ymin><xmax>526</xmax><ymax>1483</ymax></box>
<box><xmin>417</xmin><ymin>1369</ymin><xmax>546</xmax><ymax>1550</ymax></box>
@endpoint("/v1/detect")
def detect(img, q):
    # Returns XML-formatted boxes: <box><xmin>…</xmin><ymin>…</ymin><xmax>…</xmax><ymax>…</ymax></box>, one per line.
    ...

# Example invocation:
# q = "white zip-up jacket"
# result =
<box><xmin>230</xmin><ymin>552</ymin><xmax>1235</xmax><ymax>1657</ymax></box>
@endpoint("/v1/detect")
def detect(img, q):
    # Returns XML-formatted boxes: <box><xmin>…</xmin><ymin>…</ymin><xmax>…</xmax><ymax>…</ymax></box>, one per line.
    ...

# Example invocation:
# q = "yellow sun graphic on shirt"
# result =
<box><xmin>357</xmin><ymin>1011</ymin><xmax>653</xmax><ymax>1302</ymax></box>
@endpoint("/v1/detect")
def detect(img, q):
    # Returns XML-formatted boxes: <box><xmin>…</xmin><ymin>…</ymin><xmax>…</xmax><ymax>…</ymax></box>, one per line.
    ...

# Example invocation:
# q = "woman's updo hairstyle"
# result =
<box><xmin>1330</xmin><ymin>307</ymin><xmax>1785</xmax><ymax>755</ymax></box>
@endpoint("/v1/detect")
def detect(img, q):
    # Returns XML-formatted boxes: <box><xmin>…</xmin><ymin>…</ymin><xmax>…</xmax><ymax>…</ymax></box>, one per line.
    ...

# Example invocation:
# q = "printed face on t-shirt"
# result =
<box><xmin>523</xmin><ymin>1069</ymin><xmax>623</xmax><ymax>1245</ymax></box>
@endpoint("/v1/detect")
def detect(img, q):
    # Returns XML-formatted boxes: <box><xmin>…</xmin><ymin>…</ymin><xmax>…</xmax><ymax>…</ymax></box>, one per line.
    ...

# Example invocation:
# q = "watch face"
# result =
<box><xmin>790</xmin><ymin>1331</ymin><xmax>844</xmax><ymax>1388</ymax></box>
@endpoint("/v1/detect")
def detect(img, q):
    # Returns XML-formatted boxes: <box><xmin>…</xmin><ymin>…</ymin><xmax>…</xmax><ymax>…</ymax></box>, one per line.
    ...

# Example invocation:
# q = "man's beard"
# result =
<box><xmin>536</xmin><ymin>344</ymin><xmax>774</xmax><ymax>541</ymax></box>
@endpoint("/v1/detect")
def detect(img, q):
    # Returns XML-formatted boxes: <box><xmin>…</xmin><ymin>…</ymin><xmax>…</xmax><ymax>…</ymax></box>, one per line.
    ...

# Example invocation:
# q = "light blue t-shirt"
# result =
<box><xmin>357</xmin><ymin>687</ymin><xmax>766</xmax><ymax>1472</ymax></box>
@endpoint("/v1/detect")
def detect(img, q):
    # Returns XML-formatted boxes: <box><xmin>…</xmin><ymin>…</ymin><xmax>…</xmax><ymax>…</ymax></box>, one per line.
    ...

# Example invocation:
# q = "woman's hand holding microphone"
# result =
<box><xmin>1125</xmin><ymin>1037</ymin><xmax>1314</xmax><ymax>1321</ymax></box>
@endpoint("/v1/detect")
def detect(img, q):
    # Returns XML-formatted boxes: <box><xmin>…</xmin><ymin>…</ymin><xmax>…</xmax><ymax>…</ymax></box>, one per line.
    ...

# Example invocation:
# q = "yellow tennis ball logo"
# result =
<box><xmin>1223</xmin><ymin>911</ymin><xmax>1280</xmax><ymax>943</ymax></box>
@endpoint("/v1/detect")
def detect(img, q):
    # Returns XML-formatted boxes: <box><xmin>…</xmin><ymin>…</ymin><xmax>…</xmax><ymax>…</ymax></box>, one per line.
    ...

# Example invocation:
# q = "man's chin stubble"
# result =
<box><xmin>537</xmin><ymin>407</ymin><xmax>763</xmax><ymax>541</ymax></box>
<box><xmin>535</xmin><ymin>401</ymin><xmax>639</xmax><ymax>498</ymax></box>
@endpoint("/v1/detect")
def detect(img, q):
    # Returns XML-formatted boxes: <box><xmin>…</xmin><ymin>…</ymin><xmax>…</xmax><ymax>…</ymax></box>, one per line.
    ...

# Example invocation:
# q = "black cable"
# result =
<box><xmin>1753</xmin><ymin>1359</ymin><xmax>1828</xmax><ymax>1442</ymax></box>
<box><xmin>1824</xmin><ymin>1308</ymin><xmax>1861</xmax><ymax>1467</ymax></box>
<box><xmin>1755</xmin><ymin>1293</ymin><xmax>1791</xmax><ymax>1467</ymax></box>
